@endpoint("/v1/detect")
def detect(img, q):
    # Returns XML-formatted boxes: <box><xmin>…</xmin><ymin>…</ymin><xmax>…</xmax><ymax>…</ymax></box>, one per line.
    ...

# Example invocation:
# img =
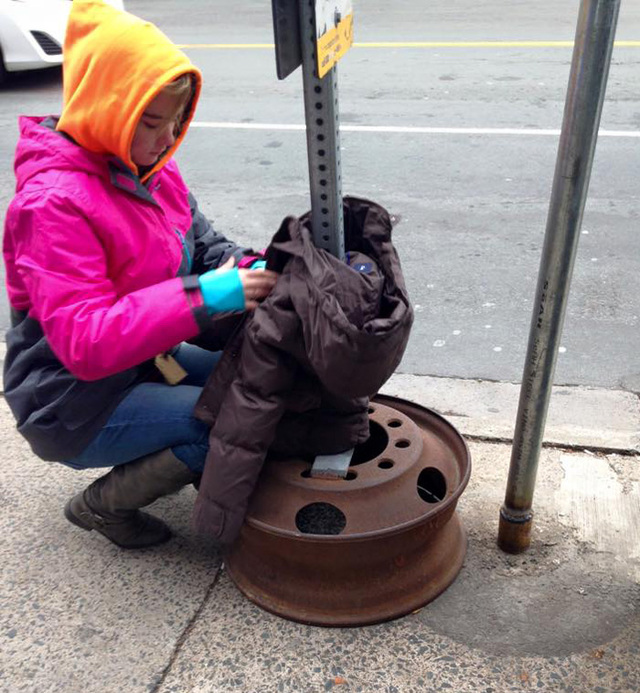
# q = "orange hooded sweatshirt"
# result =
<box><xmin>56</xmin><ymin>0</ymin><xmax>202</xmax><ymax>181</ymax></box>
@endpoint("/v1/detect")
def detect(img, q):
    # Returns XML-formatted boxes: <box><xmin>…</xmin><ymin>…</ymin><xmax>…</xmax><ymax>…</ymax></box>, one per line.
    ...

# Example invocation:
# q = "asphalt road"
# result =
<box><xmin>1</xmin><ymin>0</ymin><xmax>639</xmax><ymax>390</ymax></box>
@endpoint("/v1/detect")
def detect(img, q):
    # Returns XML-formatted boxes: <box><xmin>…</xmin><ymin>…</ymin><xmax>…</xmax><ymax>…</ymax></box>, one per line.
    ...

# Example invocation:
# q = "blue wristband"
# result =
<box><xmin>198</xmin><ymin>267</ymin><xmax>245</xmax><ymax>314</ymax></box>
<box><xmin>251</xmin><ymin>259</ymin><xmax>267</xmax><ymax>270</ymax></box>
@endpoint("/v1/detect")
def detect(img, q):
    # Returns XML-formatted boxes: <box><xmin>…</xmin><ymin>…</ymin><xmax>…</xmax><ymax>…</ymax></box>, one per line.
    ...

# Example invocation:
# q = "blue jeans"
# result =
<box><xmin>64</xmin><ymin>343</ymin><xmax>221</xmax><ymax>473</ymax></box>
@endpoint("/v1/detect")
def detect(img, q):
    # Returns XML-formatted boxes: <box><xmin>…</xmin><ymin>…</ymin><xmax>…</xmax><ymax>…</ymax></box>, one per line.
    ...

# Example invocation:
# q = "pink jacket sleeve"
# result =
<box><xmin>11</xmin><ymin>192</ymin><xmax>202</xmax><ymax>381</ymax></box>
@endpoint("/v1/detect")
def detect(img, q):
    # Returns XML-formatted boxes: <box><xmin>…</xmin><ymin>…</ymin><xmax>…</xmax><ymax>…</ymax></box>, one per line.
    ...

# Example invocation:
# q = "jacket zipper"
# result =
<box><xmin>174</xmin><ymin>228</ymin><xmax>192</xmax><ymax>271</ymax></box>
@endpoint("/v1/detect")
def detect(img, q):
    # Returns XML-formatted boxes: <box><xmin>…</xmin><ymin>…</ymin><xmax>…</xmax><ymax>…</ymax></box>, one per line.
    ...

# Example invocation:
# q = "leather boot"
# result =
<box><xmin>64</xmin><ymin>449</ymin><xmax>199</xmax><ymax>549</ymax></box>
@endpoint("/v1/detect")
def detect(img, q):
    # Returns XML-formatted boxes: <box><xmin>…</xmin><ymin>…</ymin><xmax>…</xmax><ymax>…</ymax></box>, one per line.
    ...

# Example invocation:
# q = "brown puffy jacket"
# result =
<box><xmin>193</xmin><ymin>197</ymin><xmax>413</xmax><ymax>544</ymax></box>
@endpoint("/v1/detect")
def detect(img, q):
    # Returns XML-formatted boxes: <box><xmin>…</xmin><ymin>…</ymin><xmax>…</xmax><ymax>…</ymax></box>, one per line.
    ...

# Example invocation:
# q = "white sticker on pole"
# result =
<box><xmin>315</xmin><ymin>0</ymin><xmax>354</xmax><ymax>78</ymax></box>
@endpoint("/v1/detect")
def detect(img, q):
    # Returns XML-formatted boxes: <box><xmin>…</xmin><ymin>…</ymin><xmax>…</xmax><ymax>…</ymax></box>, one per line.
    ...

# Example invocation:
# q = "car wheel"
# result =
<box><xmin>0</xmin><ymin>50</ymin><xmax>6</xmax><ymax>85</ymax></box>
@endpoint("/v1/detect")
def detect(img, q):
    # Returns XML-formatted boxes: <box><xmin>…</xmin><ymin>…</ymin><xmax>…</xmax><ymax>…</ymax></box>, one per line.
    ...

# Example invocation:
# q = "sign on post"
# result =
<box><xmin>315</xmin><ymin>0</ymin><xmax>354</xmax><ymax>78</ymax></box>
<box><xmin>271</xmin><ymin>0</ymin><xmax>302</xmax><ymax>80</ymax></box>
<box><xmin>272</xmin><ymin>1</ymin><xmax>354</xmax><ymax>81</ymax></box>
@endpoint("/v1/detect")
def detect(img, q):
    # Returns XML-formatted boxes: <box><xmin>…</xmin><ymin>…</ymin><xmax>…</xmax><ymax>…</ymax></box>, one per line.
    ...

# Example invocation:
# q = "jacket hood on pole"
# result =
<box><xmin>56</xmin><ymin>0</ymin><xmax>202</xmax><ymax>180</ymax></box>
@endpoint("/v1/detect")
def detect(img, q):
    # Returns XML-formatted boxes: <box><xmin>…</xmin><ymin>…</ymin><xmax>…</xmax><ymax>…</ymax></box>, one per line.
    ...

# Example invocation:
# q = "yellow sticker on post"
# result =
<box><xmin>315</xmin><ymin>0</ymin><xmax>354</xmax><ymax>78</ymax></box>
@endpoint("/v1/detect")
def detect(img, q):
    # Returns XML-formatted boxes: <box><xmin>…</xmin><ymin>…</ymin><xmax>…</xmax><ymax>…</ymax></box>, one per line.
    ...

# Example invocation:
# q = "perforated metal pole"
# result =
<box><xmin>498</xmin><ymin>0</ymin><xmax>621</xmax><ymax>553</ymax></box>
<box><xmin>298</xmin><ymin>0</ymin><xmax>345</xmax><ymax>260</ymax></box>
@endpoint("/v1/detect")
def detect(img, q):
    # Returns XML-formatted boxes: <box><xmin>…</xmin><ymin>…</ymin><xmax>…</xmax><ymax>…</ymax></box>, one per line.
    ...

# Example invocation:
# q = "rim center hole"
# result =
<box><xmin>350</xmin><ymin>421</ymin><xmax>389</xmax><ymax>465</ymax></box>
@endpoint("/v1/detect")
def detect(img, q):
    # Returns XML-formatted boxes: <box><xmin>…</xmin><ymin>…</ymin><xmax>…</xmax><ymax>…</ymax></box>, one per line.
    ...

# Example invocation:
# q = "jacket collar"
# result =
<box><xmin>107</xmin><ymin>158</ymin><xmax>158</xmax><ymax>205</ymax></box>
<box><xmin>17</xmin><ymin>116</ymin><xmax>158</xmax><ymax>205</ymax></box>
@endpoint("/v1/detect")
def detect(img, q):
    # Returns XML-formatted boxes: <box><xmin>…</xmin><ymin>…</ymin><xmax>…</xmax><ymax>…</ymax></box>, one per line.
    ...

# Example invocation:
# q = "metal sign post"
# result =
<box><xmin>271</xmin><ymin>0</ymin><xmax>355</xmax><ymax>476</ymax></box>
<box><xmin>298</xmin><ymin>0</ymin><xmax>348</xmax><ymax>260</ymax></box>
<box><xmin>498</xmin><ymin>0</ymin><xmax>622</xmax><ymax>553</ymax></box>
<box><xmin>272</xmin><ymin>0</ymin><xmax>354</xmax><ymax>260</ymax></box>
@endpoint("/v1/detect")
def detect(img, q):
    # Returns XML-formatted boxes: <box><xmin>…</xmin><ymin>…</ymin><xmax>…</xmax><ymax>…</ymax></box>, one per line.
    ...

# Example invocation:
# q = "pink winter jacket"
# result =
<box><xmin>3</xmin><ymin>117</ymin><xmax>248</xmax><ymax>461</ymax></box>
<box><xmin>5</xmin><ymin>116</ymin><xmax>210</xmax><ymax>381</ymax></box>
<box><xmin>3</xmin><ymin>1</ymin><xmax>249</xmax><ymax>461</ymax></box>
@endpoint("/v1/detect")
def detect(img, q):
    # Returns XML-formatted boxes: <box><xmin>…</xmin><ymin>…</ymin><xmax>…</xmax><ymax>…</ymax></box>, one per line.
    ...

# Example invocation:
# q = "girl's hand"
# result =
<box><xmin>216</xmin><ymin>256</ymin><xmax>278</xmax><ymax>311</ymax></box>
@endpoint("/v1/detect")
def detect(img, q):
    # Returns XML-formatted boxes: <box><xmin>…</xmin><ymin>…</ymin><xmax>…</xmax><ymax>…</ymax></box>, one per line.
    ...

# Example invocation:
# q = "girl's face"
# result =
<box><xmin>131</xmin><ymin>88</ymin><xmax>188</xmax><ymax>168</ymax></box>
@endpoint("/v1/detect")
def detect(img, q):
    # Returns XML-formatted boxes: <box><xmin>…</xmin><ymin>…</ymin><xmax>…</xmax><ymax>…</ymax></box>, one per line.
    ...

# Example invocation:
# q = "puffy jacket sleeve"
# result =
<box><xmin>189</xmin><ymin>192</ymin><xmax>251</xmax><ymax>274</ymax></box>
<box><xmin>11</xmin><ymin>191</ymin><xmax>202</xmax><ymax>381</ymax></box>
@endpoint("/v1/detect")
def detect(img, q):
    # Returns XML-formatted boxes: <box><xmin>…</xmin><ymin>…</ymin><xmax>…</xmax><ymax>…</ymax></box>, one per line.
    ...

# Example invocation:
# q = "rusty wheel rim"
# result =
<box><xmin>227</xmin><ymin>395</ymin><xmax>471</xmax><ymax>626</ymax></box>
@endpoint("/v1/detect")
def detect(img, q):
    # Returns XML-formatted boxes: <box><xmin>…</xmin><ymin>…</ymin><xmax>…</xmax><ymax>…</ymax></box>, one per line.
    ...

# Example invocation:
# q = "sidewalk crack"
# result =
<box><xmin>150</xmin><ymin>562</ymin><xmax>224</xmax><ymax>692</ymax></box>
<box><xmin>464</xmin><ymin>433</ymin><xmax>640</xmax><ymax>458</ymax></box>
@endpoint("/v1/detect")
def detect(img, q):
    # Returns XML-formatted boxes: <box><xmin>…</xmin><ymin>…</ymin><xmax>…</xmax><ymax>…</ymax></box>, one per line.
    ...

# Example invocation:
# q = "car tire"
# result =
<box><xmin>0</xmin><ymin>49</ymin><xmax>6</xmax><ymax>85</ymax></box>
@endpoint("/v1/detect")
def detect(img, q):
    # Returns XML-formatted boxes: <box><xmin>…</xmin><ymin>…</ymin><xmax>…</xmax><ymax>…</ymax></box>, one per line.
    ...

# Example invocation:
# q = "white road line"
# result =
<box><xmin>190</xmin><ymin>122</ymin><xmax>640</xmax><ymax>137</ymax></box>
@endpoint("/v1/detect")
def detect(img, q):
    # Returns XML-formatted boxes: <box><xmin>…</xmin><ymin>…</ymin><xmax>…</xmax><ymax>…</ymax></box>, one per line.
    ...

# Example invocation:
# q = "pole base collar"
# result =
<box><xmin>498</xmin><ymin>506</ymin><xmax>533</xmax><ymax>554</ymax></box>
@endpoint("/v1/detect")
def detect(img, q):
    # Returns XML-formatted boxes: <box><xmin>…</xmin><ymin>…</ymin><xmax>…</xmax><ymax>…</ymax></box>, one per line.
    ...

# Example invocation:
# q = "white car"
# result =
<box><xmin>0</xmin><ymin>0</ymin><xmax>71</xmax><ymax>81</ymax></box>
<box><xmin>0</xmin><ymin>0</ymin><xmax>125</xmax><ymax>82</ymax></box>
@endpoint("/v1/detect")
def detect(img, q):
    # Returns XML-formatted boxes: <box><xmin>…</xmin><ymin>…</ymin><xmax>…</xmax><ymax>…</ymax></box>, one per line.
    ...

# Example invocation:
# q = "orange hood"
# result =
<box><xmin>57</xmin><ymin>0</ymin><xmax>202</xmax><ymax>180</ymax></box>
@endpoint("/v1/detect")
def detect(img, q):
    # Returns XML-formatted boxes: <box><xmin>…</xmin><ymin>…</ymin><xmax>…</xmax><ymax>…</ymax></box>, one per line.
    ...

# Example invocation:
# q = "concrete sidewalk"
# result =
<box><xmin>1</xmin><ymin>375</ymin><xmax>639</xmax><ymax>693</ymax></box>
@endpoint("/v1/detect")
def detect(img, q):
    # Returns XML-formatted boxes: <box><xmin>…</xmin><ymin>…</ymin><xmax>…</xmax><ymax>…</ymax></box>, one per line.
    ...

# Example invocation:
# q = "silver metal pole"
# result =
<box><xmin>298</xmin><ymin>0</ymin><xmax>345</xmax><ymax>260</ymax></box>
<box><xmin>498</xmin><ymin>0</ymin><xmax>621</xmax><ymax>553</ymax></box>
